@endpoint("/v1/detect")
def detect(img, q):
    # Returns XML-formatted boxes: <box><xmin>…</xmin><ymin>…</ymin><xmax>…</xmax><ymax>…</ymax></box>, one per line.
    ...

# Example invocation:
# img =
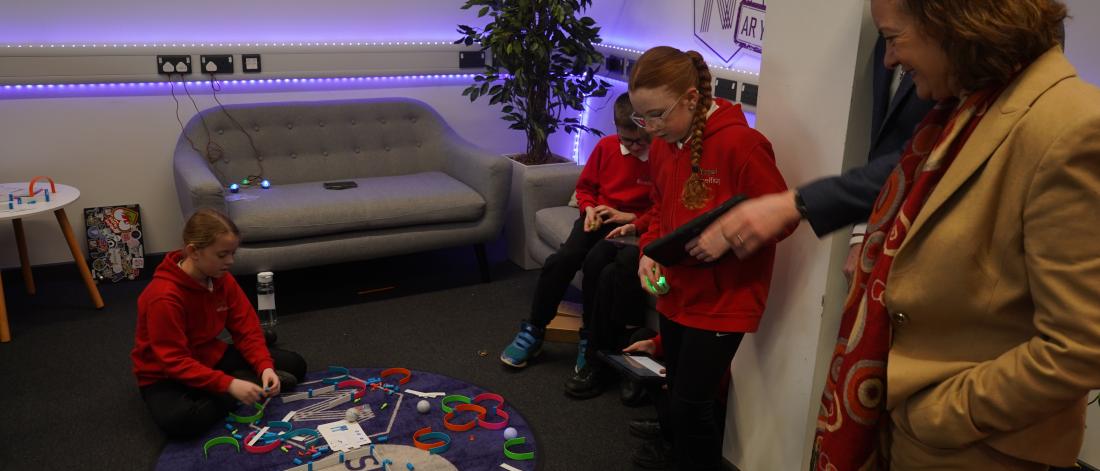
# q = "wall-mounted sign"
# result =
<box><xmin>694</xmin><ymin>0</ymin><xmax>766</xmax><ymax>62</ymax></box>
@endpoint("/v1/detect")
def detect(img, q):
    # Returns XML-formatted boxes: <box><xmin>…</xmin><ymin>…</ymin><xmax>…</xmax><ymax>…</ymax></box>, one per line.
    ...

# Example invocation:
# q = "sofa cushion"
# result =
<box><xmin>229</xmin><ymin>171</ymin><xmax>486</xmax><ymax>242</ymax></box>
<box><xmin>535</xmin><ymin>206</ymin><xmax>580</xmax><ymax>251</ymax></box>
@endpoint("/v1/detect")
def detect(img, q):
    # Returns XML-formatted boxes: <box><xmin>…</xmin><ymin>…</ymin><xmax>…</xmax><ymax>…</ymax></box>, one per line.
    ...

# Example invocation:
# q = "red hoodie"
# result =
<box><xmin>575</xmin><ymin>135</ymin><xmax>653</xmax><ymax>218</ymax></box>
<box><xmin>639</xmin><ymin>99</ymin><xmax>788</xmax><ymax>333</ymax></box>
<box><xmin>131</xmin><ymin>251</ymin><xmax>273</xmax><ymax>393</ymax></box>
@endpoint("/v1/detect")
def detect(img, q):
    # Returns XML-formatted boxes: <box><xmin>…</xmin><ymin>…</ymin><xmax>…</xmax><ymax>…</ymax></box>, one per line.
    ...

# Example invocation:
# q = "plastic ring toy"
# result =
<box><xmin>413</xmin><ymin>427</ymin><xmax>452</xmax><ymax>454</ymax></box>
<box><xmin>226</xmin><ymin>402</ymin><xmax>264</xmax><ymax>424</ymax></box>
<box><xmin>242</xmin><ymin>431</ymin><xmax>281</xmax><ymax>454</ymax></box>
<box><xmin>203</xmin><ymin>435</ymin><xmax>240</xmax><ymax>459</ymax></box>
<box><xmin>336</xmin><ymin>379</ymin><xmax>367</xmax><ymax>400</ymax></box>
<box><xmin>444</xmin><ymin>403</ymin><xmax>486</xmax><ymax>432</ymax></box>
<box><xmin>380</xmin><ymin>367</ymin><xmax>411</xmax><ymax>385</ymax></box>
<box><xmin>322</xmin><ymin>366</ymin><xmax>350</xmax><ymax>385</ymax></box>
<box><xmin>478</xmin><ymin>406</ymin><xmax>510</xmax><ymax>430</ymax></box>
<box><xmin>472</xmin><ymin>392</ymin><xmax>505</xmax><ymax>410</ymax></box>
<box><xmin>440</xmin><ymin>394</ymin><xmax>471</xmax><ymax>414</ymax></box>
<box><xmin>503</xmin><ymin>436</ymin><xmax>535</xmax><ymax>461</ymax></box>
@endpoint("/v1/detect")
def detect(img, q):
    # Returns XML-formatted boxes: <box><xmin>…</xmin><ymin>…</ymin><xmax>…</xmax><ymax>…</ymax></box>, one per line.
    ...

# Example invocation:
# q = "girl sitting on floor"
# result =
<box><xmin>131</xmin><ymin>208</ymin><xmax>307</xmax><ymax>439</ymax></box>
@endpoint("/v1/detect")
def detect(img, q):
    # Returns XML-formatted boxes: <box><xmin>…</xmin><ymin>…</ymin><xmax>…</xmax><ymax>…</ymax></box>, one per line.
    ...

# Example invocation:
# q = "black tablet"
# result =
<box><xmin>597</xmin><ymin>351</ymin><xmax>667</xmax><ymax>384</ymax></box>
<box><xmin>642</xmin><ymin>194</ymin><xmax>747</xmax><ymax>266</ymax></box>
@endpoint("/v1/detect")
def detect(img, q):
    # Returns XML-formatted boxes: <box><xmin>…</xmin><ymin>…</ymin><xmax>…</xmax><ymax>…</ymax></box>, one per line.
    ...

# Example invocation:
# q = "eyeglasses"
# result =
<box><xmin>630</xmin><ymin>91</ymin><xmax>691</xmax><ymax>129</ymax></box>
<box><xmin>619</xmin><ymin>135</ymin><xmax>650</xmax><ymax>147</ymax></box>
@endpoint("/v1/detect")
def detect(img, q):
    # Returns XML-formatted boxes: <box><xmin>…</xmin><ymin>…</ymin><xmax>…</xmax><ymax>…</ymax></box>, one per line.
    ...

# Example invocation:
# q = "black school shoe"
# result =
<box><xmin>275</xmin><ymin>370</ymin><xmax>298</xmax><ymax>391</ymax></box>
<box><xmin>632</xmin><ymin>438</ymin><xmax>675</xmax><ymax>469</ymax></box>
<box><xmin>629</xmin><ymin>418</ymin><xmax>662</xmax><ymax>440</ymax></box>
<box><xmin>564</xmin><ymin>364</ymin><xmax>606</xmax><ymax>399</ymax></box>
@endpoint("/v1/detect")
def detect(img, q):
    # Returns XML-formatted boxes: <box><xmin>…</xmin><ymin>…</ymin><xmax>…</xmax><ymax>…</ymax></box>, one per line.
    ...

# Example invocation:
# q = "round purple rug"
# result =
<box><xmin>155</xmin><ymin>368</ymin><xmax>538</xmax><ymax>471</ymax></box>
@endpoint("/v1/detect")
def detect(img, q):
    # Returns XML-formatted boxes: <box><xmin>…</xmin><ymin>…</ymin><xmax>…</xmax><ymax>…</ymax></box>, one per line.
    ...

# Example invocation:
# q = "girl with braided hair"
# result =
<box><xmin>629</xmin><ymin>46</ymin><xmax>788</xmax><ymax>470</ymax></box>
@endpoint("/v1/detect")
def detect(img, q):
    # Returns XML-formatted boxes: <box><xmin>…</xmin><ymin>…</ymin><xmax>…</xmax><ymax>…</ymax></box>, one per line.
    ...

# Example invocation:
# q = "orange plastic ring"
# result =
<box><xmin>443</xmin><ymin>403</ymin><xmax>486</xmax><ymax>432</ymax></box>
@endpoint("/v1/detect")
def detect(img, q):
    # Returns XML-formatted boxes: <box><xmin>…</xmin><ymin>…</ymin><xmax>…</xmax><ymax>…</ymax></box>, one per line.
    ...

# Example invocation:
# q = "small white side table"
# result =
<box><xmin>0</xmin><ymin>182</ymin><xmax>105</xmax><ymax>342</ymax></box>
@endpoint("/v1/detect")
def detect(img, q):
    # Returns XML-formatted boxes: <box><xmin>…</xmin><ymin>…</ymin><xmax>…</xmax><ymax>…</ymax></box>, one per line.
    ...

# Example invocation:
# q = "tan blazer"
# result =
<box><xmin>883</xmin><ymin>48</ymin><xmax>1100</xmax><ymax>467</ymax></box>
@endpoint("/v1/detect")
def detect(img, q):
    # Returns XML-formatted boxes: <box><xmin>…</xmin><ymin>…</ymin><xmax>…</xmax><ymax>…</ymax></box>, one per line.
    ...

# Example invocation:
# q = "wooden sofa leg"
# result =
<box><xmin>474</xmin><ymin>243</ymin><xmax>491</xmax><ymax>283</ymax></box>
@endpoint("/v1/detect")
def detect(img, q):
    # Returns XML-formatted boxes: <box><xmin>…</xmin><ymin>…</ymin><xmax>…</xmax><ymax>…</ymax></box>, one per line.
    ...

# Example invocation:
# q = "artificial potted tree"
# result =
<box><xmin>457</xmin><ymin>0</ymin><xmax>611</xmax><ymax>268</ymax></box>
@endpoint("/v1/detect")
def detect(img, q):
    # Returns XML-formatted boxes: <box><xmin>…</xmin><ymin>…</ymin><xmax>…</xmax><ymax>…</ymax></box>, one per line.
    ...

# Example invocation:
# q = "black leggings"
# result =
<box><xmin>659</xmin><ymin>316</ymin><xmax>744</xmax><ymax>471</ymax></box>
<box><xmin>581</xmin><ymin>240</ymin><xmax>645</xmax><ymax>357</ymax></box>
<box><xmin>139</xmin><ymin>345</ymin><xmax>306</xmax><ymax>440</ymax></box>
<box><xmin>529</xmin><ymin>216</ymin><xmax>618</xmax><ymax>327</ymax></box>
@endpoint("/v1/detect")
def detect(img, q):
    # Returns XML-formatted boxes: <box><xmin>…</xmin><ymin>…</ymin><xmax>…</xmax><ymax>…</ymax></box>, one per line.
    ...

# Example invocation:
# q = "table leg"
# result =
<box><xmin>0</xmin><ymin>267</ymin><xmax>9</xmax><ymax>342</ymax></box>
<box><xmin>54</xmin><ymin>208</ymin><xmax>104</xmax><ymax>309</ymax></box>
<box><xmin>12</xmin><ymin>218</ymin><xmax>36</xmax><ymax>295</ymax></box>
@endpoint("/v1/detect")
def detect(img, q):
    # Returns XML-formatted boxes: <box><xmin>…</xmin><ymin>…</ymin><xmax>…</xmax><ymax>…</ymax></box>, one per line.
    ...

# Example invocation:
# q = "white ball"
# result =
<box><xmin>503</xmin><ymin>427</ymin><xmax>518</xmax><ymax>440</ymax></box>
<box><xmin>417</xmin><ymin>400</ymin><xmax>431</xmax><ymax>414</ymax></box>
<box><xmin>345</xmin><ymin>409</ymin><xmax>358</xmax><ymax>422</ymax></box>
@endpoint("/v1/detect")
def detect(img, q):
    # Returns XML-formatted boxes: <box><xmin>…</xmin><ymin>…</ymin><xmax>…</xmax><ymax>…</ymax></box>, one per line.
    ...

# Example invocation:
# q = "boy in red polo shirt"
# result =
<box><xmin>501</xmin><ymin>93</ymin><xmax>654</xmax><ymax>381</ymax></box>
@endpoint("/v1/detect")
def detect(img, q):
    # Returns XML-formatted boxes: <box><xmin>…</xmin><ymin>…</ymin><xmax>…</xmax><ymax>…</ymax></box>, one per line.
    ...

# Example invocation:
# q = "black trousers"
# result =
<box><xmin>581</xmin><ymin>240</ymin><xmax>645</xmax><ymax>358</ymax></box>
<box><xmin>659</xmin><ymin>316</ymin><xmax>744</xmax><ymax>471</ymax></box>
<box><xmin>529</xmin><ymin>216</ymin><xmax>617</xmax><ymax>327</ymax></box>
<box><xmin>139</xmin><ymin>345</ymin><xmax>307</xmax><ymax>440</ymax></box>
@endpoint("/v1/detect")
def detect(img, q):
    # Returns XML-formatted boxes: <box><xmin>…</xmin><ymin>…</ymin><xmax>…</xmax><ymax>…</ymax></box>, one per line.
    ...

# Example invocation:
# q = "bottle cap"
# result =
<box><xmin>257</xmin><ymin>272</ymin><xmax>274</xmax><ymax>283</ymax></box>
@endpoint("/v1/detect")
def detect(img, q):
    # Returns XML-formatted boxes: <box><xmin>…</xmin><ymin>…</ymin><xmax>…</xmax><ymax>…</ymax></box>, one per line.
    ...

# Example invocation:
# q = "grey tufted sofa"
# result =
<box><xmin>172</xmin><ymin>97</ymin><xmax>510</xmax><ymax>278</ymax></box>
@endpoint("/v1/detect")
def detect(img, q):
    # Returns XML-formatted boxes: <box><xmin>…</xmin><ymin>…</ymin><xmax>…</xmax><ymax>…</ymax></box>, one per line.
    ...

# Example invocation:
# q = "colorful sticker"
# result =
<box><xmin>84</xmin><ymin>205</ymin><xmax>145</xmax><ymax>282</ymax></box>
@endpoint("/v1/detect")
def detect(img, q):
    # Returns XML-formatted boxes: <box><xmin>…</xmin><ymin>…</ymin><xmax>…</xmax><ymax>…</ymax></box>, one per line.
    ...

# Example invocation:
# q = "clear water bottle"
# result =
<box><xmin>256</xmin><ymin>271</ymin><xmax>277</xmax><ymax>328</ymax></box>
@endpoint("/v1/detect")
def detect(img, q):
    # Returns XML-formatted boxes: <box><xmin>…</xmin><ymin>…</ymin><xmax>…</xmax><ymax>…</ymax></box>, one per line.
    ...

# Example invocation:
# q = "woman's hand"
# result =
<box><xmin>716</xmin><ymin>190</ymin><xmax>802</xmax><ymax>259</ymax></box>
<box><xmin>594</xmin><ymin>205</ymin><xmax>636</xmax><ymax>225</ymax></box>
<box><xmin>606</xmin><ymin>224</ymin><xmax>637</xmax><ymax>239</ymax></box>
<box><xmin>228</xmin><ymin>378</ymin><xmax>264</xmax><ymax>405</ymax></box>
<box><xmin>638</xmin><ymin>255</ymin><xmax>663</xmax><ymax>291</ymax></box>
<box><xmin>261</xmin><ymin>368</ymin><xmax>281</xmax><ymax>396</ymax></box>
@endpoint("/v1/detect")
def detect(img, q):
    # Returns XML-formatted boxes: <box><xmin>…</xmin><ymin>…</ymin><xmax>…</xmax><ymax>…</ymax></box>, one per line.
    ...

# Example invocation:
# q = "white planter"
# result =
<box><xmin>504</xmin><ymin>156</ymin><xmax>582</xmax><ymax>269</ymax></box>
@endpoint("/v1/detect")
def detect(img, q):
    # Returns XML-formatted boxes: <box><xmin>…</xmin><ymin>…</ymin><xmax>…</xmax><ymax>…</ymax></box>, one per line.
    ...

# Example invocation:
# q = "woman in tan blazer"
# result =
<box><xmin>811</xmin><ymin>1</ymin><xmax>1100</xmax><ymax>470</ymax></box>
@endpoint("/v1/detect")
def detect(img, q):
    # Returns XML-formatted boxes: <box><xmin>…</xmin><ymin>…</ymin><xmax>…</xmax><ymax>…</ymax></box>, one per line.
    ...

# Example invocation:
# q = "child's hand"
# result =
<box><xmin>228</xmin><ymin>378</ymin><xmax>264</xmax><ymax>405</ymax></box>
<box><xmin>261</xmin><ymin>368</ymin><xmax>281</xmax><ymax>396</ymax></box>
<box><xmin>584</xmin><ymin>206</ymin><xmax>601</xmax><ymax>232</ymax></box>
<box><xmin>638</xmin><ymin>256</ymin><xmax>662</xmax><ymax>291</ymax></box>
<box><xmin>623</xmin><ymin>339</ymin><xmax>657</xmax><ymax>356</ymax></box>
<box><xmin>606</xmin><ymin>224</ymin><xmax>636</xmax><ymax>239</ymax></box>
<box><xmin>594</xmin><ymin>205</ymin><xmax>636</xmax><ymax>225</ymax></box>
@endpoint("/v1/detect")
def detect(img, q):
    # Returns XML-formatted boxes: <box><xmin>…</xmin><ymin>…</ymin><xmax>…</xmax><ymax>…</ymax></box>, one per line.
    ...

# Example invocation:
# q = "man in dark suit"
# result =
<box><xmin>687</xmin><ymin>36</ymin><xmax>935</xmax><ymax>263</ymax></box>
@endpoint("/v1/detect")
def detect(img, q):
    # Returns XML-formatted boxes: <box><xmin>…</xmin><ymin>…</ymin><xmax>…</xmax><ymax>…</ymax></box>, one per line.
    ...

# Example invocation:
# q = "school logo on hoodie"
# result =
<box><xmin>694</xmin><ymin>0</ymin><xmax>766</xmax><ymax>62</ymax></box>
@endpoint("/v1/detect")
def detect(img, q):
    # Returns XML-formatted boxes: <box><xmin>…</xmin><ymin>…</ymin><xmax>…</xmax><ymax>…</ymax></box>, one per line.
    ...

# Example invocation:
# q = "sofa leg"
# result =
<box><xmin>474</xmin><ymin>243</ymin><xmax>491</xmax><ymax>283</ymax></box>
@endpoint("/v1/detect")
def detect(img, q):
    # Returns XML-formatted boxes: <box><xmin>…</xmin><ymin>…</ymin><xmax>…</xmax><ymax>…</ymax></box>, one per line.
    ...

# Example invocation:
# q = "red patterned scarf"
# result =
<box><xmin>811</xmin><ymin>86</ymin><xmax>1005</xmax><ymax>471</ymax></box>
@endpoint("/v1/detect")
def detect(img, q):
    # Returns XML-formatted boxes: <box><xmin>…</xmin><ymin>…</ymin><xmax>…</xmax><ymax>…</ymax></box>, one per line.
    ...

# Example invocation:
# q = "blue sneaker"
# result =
<box><xmin>574</xmin><ymin>338</ymin><xmax>588</xmax><ymax>374</ymax></box>
<box><xmin>500</xmin><ymin>322</ymin><xmax>545</xmax><ymax>368</ymax></box>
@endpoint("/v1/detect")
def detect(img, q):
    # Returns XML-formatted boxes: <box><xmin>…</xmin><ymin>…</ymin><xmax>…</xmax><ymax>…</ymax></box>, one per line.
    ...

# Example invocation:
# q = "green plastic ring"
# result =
<box><xmin>441</xmin><ymin>394</ymin><xmax>471</xmax><ymax>414</ymax></box>
<box><xmin>227</xmin><ymin>402</ymin><xmax>265</xmax><ymax>424</ymax></box>
<box><xmin>503</xmin><ymin>436</ymin><xmax>535</xmax><ymax>461</ymax></box>
<box><xmin>203</xmin><ymin>435</ymin><xmax>240</xmax><ymax>459</ymax></box>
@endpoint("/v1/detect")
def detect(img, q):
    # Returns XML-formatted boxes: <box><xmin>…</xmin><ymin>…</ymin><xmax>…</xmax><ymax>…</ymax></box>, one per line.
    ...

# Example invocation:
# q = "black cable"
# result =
<box><xmin>209</xmin><ymin>73</ymin><xmax>265</xmax><ymax>182</ymax></box>
<box><xmin>170</xmin><ymin>74</ymin><xmax>227</xmax><ymax>182</ymax></box>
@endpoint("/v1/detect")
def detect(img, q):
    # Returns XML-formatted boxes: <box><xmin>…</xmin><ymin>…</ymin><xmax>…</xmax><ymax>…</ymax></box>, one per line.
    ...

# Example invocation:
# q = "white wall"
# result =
<box><xmin>1065</xmin><ymin>0</ymin><xmax>1100</xmax><ymax>86</ymax></box>
<box><xmin>723</xmin><ymin>0</ymin><xmax>875</xmax><ymax>469</ymax></box>
<box><xmin>0</xmin><ymin>82</ymin><xmax>529</xmax><ymax>269</ymax></box>
<box><xmin>1062</xmin><ymin>2</ymin><xmax>1100</xmax><ymax>466</ymax></box>
<box><xmin>0</xmin><ymin>0</ymin><xmax>482</xmax><ymax>44</ymax></box>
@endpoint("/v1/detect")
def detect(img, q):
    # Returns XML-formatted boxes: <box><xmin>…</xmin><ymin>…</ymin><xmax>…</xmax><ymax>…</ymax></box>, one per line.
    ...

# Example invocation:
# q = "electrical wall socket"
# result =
<box><xmin>459</xmin><ymin>51</ymin><xmax>485</xmax><ymax>69</ymax></box>
<box><xmin>242</xmin><ymin>54</ymin><xmax>262</xmax><ymax>73</ymax></box>
<box><xmin>606</xmin><ymin>55</ymin><xmax>624</xmax><ymax>73</ymax></box>
<box><xmin>200</xmin><ymin>55</ymin><xmax>233</xmax><ymax>74</ymax></box>
<box><xmin>740</xmin><ymin>83</ymin><xmax>759</xmax><ymax>107</ymax></box>
<box><xmin>715</xmin><ymin>78</ymin><xmax>739</xmax><ymax>101</ymax></box>
<box><xmin>156</xmin><ymin>55</ymin><xmax>192</xmax><ymax>75</ymax></box>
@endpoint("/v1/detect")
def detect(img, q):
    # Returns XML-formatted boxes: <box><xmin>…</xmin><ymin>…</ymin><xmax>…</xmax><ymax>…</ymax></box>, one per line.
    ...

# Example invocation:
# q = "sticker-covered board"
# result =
<box><xmin>84</xmin><ymin>205</ymin><xmax>145</xmax><ymax>282</ymax></box>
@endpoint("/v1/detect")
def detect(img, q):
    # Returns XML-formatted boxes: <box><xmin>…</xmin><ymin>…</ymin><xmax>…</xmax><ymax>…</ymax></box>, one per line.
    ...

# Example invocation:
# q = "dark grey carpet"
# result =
<box><xmin>0</xmin><ymin>240</ymin><xmax>656</xmax><ymax>471</ymax></box>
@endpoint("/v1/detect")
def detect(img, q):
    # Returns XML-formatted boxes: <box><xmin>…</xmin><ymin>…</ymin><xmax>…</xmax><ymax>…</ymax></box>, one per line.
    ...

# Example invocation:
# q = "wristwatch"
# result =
<box><xmin>793</xmin><ymin>190</ymin><xmax>810</xmax><ymax>220</ymax></box>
